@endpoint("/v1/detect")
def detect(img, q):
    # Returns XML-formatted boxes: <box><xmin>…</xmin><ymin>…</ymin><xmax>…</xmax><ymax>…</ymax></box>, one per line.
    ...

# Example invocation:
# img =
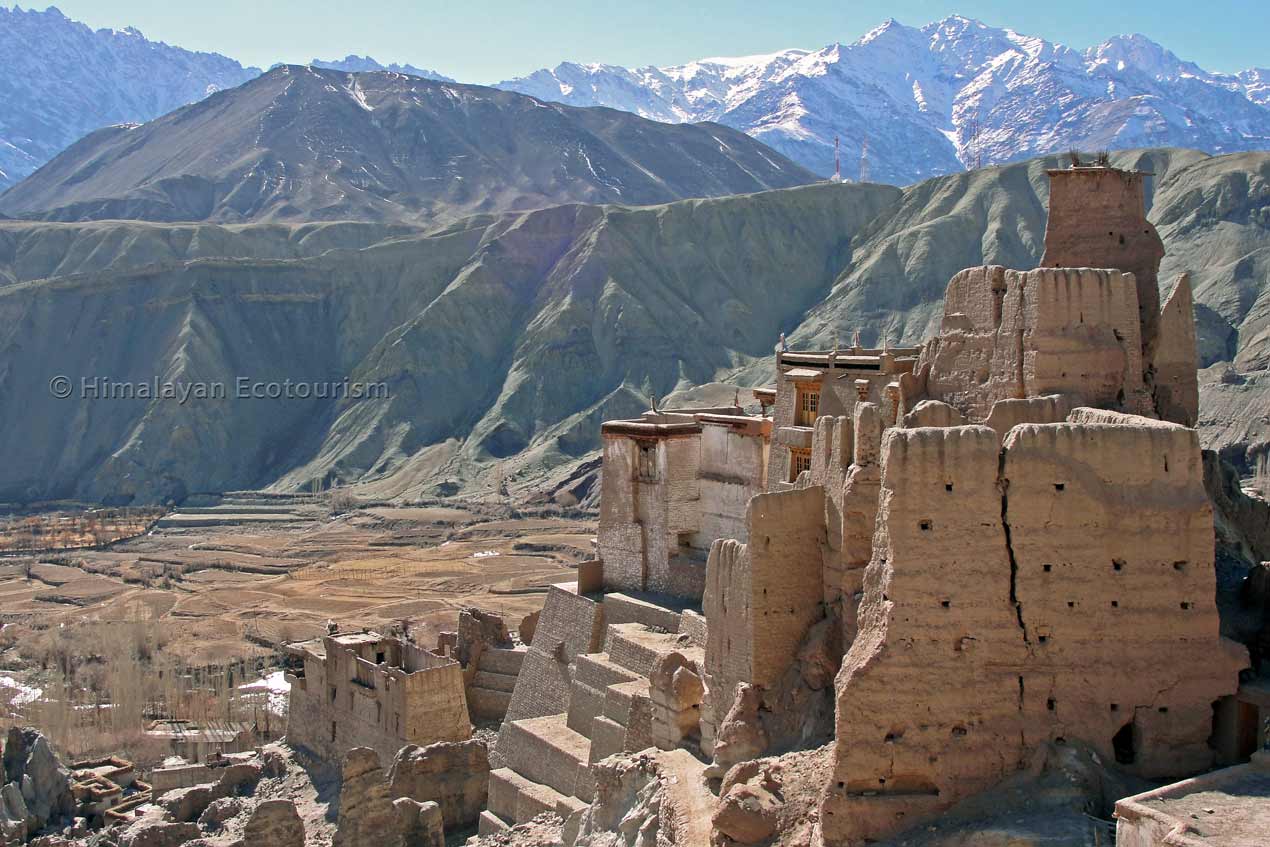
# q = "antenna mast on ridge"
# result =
<box><xmin>832</xmin><ymin>135</ymin><xmax>842</xmax><ymax>182</ymax></box>
<box><xmin>858</xmin><ymin>137</ymin><xmax>870</xmax><ymax>183</ymax></box>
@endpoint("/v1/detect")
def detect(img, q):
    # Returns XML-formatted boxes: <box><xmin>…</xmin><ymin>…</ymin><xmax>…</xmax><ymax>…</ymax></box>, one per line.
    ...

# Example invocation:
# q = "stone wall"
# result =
<box><xmin>503</xmin><ymin>586</ymin><xmax>604</xmax><ymax>723</ymax></box>
<box><xmin>597</xmin><ymin>435</ymin><xmax>647</xmax><ymax>594</ymax></box>
<box><xmin>820</xmin><ymin>417</ymin><xmax>1248</xmax><ymax>845</ymax></box>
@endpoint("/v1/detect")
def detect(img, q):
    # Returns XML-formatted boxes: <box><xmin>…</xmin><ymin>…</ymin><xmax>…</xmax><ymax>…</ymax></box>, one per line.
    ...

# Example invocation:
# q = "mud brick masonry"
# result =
<box><xmin>283</xmin><ymin>631</ymin><xmax>470</xmax><ymax>766</ymax></box>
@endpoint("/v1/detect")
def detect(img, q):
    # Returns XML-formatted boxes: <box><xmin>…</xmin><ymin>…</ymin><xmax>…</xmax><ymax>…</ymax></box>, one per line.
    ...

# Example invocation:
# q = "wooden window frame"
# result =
<box><xmin>796</xmin><ymin>385</ymin><xmax>820</xmax><ymax>427</ymax></box>
<box><xmin>789</xmin><ymin>447</ymin><xmax>812</xmax><ymax>481</ymax></box>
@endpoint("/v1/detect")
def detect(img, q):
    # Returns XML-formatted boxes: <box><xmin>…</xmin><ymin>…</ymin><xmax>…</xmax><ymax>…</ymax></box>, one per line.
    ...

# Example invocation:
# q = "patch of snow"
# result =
<box><xmin>472</xmin><ymin>550</ymin><xmax>500</xmax><ymax>558</ymax></box>
<box><xmin>0</xmin><ymin>675</ymin><xmax>43</xmax><ymax>708</ymax></box>
<box><xmin>238</xmin><ymin>670</ymin><xmax>290</xmax><ymax>716</ymax></box>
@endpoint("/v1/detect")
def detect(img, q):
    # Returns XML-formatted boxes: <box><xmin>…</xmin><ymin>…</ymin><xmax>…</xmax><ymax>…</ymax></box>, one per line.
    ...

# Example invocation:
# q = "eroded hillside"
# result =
<box><xmin>0</xmin><ymin>148</ymin><xmax>1265</xmax><ymax>504</ymax></box>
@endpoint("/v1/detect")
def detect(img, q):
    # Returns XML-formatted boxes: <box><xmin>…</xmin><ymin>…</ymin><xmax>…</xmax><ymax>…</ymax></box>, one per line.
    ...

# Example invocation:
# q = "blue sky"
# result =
<box><xmin>13</xmin><ymin>0</ymin><xmax>1268</xmax><ymax>82</ymax></box>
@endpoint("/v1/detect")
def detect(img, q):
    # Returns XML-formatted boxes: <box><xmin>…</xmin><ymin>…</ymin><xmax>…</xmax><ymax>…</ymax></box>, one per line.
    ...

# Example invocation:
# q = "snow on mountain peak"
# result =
<box><xmin>498</xmin><ymin>16</ymin><xmax>1270</xmax><ymax>185</ymax></box>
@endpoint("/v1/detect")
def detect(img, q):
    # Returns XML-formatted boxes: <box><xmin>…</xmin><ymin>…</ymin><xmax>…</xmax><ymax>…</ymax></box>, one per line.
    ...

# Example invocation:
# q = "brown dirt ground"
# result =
<box><xmin>0</xmin><ymin>504</ymin><xmax>595</xmax><ymax>667</ymax></box>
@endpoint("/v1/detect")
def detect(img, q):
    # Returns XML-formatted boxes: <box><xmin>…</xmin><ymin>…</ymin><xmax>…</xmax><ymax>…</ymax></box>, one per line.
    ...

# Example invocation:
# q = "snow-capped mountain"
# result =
<box><xmin>309</xmin><ymin>54</ymin><xmax>453</xmax><ymax>82</ymax></box>
<box><xmin>0</xmin><ymin>5</ymin><xmax>260</xmax><ymax>190</ymax></box>
<box><xmin>498</xmin><ymin>16</ymin><xmax>1270</xmax><ymax>184</ymax></box>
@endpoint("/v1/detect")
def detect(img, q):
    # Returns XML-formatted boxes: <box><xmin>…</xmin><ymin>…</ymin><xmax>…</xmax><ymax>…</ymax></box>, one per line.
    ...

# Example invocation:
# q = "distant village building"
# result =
<box><xmin>283</xmin><ymin>630</ymin><xmax>470</xmax><ymax>766</ymax></box>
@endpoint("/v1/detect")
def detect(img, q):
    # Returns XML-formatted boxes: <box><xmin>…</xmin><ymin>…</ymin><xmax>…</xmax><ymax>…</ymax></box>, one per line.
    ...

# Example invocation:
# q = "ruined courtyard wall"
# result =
<box><xmin>657</xmin><ymin>435</ymin><xmax>707</xmax><ymax>598</ymax></box>
<box><xmin>1021</xmin><ymin>268</ymin><xmax>1146</xmax><ymax>407</ymax></box>
<box><xmin>982</xmin><ymin>394</ymin><xmax>1074</xmax><ymax>440</ymax></box>
<box><xmin>811</xmin><ymin>416</ymin><xmax>853</xmax><ymax>606</ymax></box>
<box><xmin>1003</xmin><ymin>414</ymin><xmax>1245</xmax><ymax>777</ymax></box>
<box><xmin>702</xmin><ymin>538</ymin><xmax>751</xmax><ymax>749</ymax></box>
<box><xmin>401</xmin><ymin>662</ymin><xmax>470</xmax><ymax>749</ymax></box>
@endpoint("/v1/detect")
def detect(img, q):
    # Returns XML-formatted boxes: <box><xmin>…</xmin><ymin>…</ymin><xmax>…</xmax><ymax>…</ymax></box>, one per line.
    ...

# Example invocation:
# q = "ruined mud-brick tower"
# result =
<box><xmin>815</xmin><ymin>161</ymin><xmax>1239</xmax><ymax>845</ymax></box>
<box><xmin>1042</xmin><ymin>163</ymin><xmax>1165</xmax><ymax>362</ymax></box>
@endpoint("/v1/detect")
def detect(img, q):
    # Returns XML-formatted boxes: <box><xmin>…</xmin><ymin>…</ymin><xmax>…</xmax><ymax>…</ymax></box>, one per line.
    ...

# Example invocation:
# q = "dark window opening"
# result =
<box><xmin>1047</xmin><ymin>698</ymin><xmax>1056</xmax><ymax>711</ymax></box>
<box><xmin>940</xmin><ymin>600</ymin><xmax>950</xmax><ymax>609</ymax></box>
<box><xmin>1043</xmin><ymin>564</ymin><xmax>1053</xmax><ymax>573</ymax></box>
<box><xmin>1111</xmin><ymin>600</ymin><xmax>1119</xmax><ymax>608</ymax></box>
<box><xmin>919</xmin><ymin>519</ymin><xmax>932</xmax><ymax>531</ymax></box>
<box><xmin>376</xmin><ymin>651</ymin><xmax>386</xmax><ymax>665</ymax></box>
<box><xmin>1054</xmin><ymin>483</ymin><xmax>1065</xmax><ymax>491</ymax></box>
<box><xmin>1181</xmin><ymin>602</ymin><xmax>1192</xmax><ymax>610</ymax></box>
<box><xmin>1113</xmin><ymin>722</ymin><xmax>1136</xmax><ymax>765</ymax></box>
<box><xmin>945</xmin><ymin>483</ymin><xmax>954</xmax><ymax>492</ymax></box>
<box><xmin>1113</xmin><ymin>559</ymin><xmax>1125</xmax><ymax>572</ymax></box>
<box><xmin>330</xmin><ymin>722</ymin><xmax>337</xmax><ymax>743</ymax></box>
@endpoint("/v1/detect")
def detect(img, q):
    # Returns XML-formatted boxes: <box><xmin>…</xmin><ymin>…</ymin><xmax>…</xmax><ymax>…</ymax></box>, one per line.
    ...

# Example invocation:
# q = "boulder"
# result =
<box><xmin>2</xmin><ymin>728</ymin><xmax>73</xmax><ymax>833</ymax></box>
<box><xmin>391</xmin><ymin>798</ymin><xmax>443</xmax><ymax>847</ymax></box>
<box><xmin>120</xmin><ymin>821</ymin><xmax>201</xmax><ymax>847</ymax></box>
<box><xmin>197</xmin><ymin>796</ymin><xmax>244</xmax><ymax>831</ymax></box>
<box><xmin>711</xmin><ymin>783</ymin><xmax>781</xmax><ymax>844</ymax></box>
<box><xmin>241</xmin><ymin>798</ymin><xmax>305</xmax><ymax>847</ymax></box>
<box><xmin>705</xmin><ymin>684</ymin><xmax>768</xmax><ymax>779</ymax></box>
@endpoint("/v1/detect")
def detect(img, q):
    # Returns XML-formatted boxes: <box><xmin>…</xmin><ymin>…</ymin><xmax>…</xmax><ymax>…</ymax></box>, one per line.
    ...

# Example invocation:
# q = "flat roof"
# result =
<box><xmin>1116</xmin><ymin>754</ymin><xmax>1270</xmax><ymax>845</ymax></box>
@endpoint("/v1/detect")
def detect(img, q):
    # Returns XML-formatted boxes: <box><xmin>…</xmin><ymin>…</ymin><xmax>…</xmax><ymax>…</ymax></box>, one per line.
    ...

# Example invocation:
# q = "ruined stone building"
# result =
<box><xmin>476</xmin><ymin>162</ymin><xmax>1255</xmax><ymax>846</ymax></box>
<box><xmin>284</xmin><ymin>630</ymin><xmax>470</xmax><ymax>766</ymax></box>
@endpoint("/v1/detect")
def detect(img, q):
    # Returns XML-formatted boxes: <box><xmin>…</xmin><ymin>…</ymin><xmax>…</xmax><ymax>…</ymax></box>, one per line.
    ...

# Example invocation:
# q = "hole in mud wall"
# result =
<box><xmin>919</xmin><ymin>519</ymin><xmax>932</xmax><ymax>531</ymax></box>
<box><xmin>1174</xmin><ymin>561</ymin><xmax>1187</xmax><ymax>572</ymax></box>
<box><xmin>1113</xmin><ymin>721</ymin><xmax>1137</xmax><ymax>765</ymax></box>
<box><xmin>1043</xmin><ymin>564</ymin><xmax>1053</xmax><ymax>573</ymax></box>
<box><xmin>945</xmin><ymin>483</ymin><xmax>954</xmax><ymax>492</ymax></box>
<box><xmin>1054</xmin><ymin>483</ymin><xmax>1065</xmax><ymax>491</ymax></box>
<box><xmin>1113</xmin><ymin>559</ymin><xmax>1125</xmax><ymax>572</ymax></box>
<box><xmin>940</xmin><ymin>600</ymin><xmax>951</xmax><ymax>609</ymax></box>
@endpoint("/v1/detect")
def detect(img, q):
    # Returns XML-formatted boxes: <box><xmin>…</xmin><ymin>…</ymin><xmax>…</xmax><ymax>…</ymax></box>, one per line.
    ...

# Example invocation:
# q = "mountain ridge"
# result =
<box><xmin>497</xmin><ymin>15</ymin><xmax>1270</xmax><ymax>184</ymax></box>
<box><xmin>0</xmin><ymin>4</ymin><xmax>260</xmax><ymax>190</ymax></box>
<box><xmin>1</xmin><ymin>147</ymin><xmax>1265</xmax><ymax>505</ymax></box>
<box><xmin>0</xmin><ymin>65</ymin><xmax>815</xmax><ymax>224</ymax></box>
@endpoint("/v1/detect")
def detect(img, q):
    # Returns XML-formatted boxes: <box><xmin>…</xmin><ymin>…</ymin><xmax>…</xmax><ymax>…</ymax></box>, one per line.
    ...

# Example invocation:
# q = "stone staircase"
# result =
<box><xmin>467</xmin><ymin>646</ymin><xmax>525</xmax><ymax>721</ymax></box>
<box><xmin>480</xmin><ymin>590</ymin><xmax>704</xmax><ymax>836</ymax></box>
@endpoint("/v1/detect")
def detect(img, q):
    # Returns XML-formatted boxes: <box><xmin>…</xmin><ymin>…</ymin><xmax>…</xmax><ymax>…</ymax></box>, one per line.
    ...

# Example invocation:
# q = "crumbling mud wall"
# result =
<box><xmin>1041</xmin><ymin>165</ymin><xmax>1164</xmax><ymax>359</ymax></box>
<box><xmin>922</xmin><ymin>266</ymin><xmax>1149</xmax><ymax>420</ymax></box>
<box><xmin>820</xmin><ymin>417</ymin><xmax>1247</xmax><ymax>845</ymax></box>
<box><xmin>702</xmin><ymin>487</ymin><xmax>826</xmax><ymax>751</ymax></box>
<box><xmin>1151</xmin><ymin>275</ymin><xmax>1200</xmax><ymax>427</ymax></box>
